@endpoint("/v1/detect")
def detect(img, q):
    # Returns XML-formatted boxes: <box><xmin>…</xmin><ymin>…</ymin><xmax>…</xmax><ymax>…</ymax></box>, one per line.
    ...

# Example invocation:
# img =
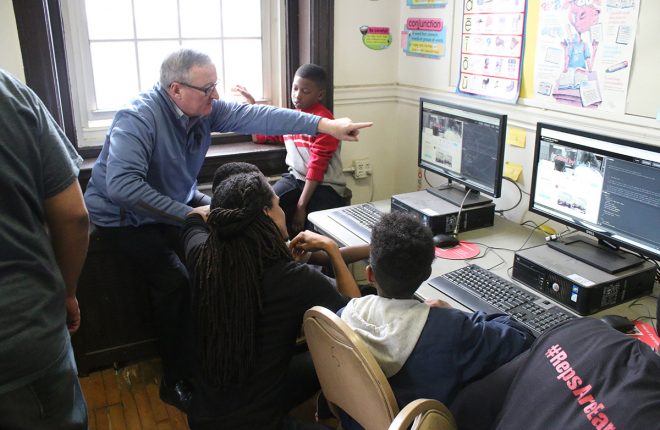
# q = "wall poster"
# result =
<box><xmin>533</xmin><ymin>0</ymin><xmax>639</xmax><ymax>113</ymax></box>
<box><xmin>406</xmin><ymin>0</ymin><xmax>449</xmax><ymax>8</ymax></box>
<box><xmin>401</xmin><ymin>17</ymin><xmax>446</xmax><ymax>59</ymax></box>
<box><xmin>457</xmin><ymin>0</ymin><xmax>527</xmax><ymax>103</ymax></box>
<box><xmin>360</xmin><ymin>26</ymin><xmax>392</xmax><ymax>50</ymax></box>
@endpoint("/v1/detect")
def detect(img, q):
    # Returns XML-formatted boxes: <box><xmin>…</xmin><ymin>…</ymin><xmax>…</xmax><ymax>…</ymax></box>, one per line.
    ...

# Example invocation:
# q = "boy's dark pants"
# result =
<box><xmin>274</xmin><ymin>174</ymin><xmax>346</xmax><ymax>234</ymax></box>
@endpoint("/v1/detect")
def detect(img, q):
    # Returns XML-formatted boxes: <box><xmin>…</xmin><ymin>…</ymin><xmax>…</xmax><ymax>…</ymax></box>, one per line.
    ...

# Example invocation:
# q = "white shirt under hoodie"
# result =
<box><xmin>341</xmin><ymin>295</ymin><xmax>430</xmax><ymax>377</ymax></box>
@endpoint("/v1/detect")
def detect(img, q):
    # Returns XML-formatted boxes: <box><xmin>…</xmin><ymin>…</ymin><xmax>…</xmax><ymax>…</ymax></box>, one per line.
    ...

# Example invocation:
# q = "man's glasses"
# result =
<box><xmin>177</xmin><ymin>81</ymin><xmax>219</xmax><ymax>97</ymax></box>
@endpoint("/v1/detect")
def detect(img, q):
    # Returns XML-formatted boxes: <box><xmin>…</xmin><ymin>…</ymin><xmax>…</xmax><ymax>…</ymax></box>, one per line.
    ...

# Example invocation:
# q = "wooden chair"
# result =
<box><xmin>388</xmin><ymin>398</ymin><xmax>456</xmax><ymax>430</ymax></box>
<box><xmin>303</xmin><ymin>306</ymin><xmax>455</xmax><ymax>430</ymax></box>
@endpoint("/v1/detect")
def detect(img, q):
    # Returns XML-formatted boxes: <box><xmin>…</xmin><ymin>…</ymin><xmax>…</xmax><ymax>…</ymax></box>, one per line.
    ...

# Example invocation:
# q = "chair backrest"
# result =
<box><xmin>303</xmin><ymin>306</ymin><xmax>399</xmax><ymax>430</ymax></box>
<box><xmin>388</xmin><ymin>398</ymin><xmax>457</xmax><ymax>430</ymax></box>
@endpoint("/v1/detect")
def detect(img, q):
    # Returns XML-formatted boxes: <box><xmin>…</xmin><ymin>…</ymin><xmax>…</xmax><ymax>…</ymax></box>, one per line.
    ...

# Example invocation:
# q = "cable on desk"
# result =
<box><xmin>517</xmin><ymin>219</ymin><xmax>551</xmax><ymax>251</ymax></box>
<box><xmin>495</xmin><ymin>177</ymin><xmax>525</xmax><ymax>214</ymax></box>
<box><xmin>463</xmin><ymin>241</ymin><xmax>508</xmax><ymax>269</ymax></box>
<box><xmin>627</xmin><ymin>296</ymin><xmax>657</xmax><ymax>332</ymax></box>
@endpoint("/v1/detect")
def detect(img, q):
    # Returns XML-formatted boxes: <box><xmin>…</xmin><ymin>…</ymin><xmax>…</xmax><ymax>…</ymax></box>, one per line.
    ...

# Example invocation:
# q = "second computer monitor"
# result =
<box><xmin>529</xmin><ymin>122</ymin><xmax>660</xmax><ymax>271</ymax></box>
<box><xmin>418</xmin><ymin>98</ymin><xmax>507</xmax><ymax>207</ymax></box>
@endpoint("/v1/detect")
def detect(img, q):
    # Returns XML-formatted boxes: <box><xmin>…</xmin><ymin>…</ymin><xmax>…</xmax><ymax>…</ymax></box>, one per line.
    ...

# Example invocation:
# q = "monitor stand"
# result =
<box><xmin>426</xmin><ymin>184</ymin><xmax>492</xmax><ymax>208</ymax></box>
<box><xmin>546</xmin><ymin>238</ymin><xmax>644</xmax><ymax>274</ymax></box>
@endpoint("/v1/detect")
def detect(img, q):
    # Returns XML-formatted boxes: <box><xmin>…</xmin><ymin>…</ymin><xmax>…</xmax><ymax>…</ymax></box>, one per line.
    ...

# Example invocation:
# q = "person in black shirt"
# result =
<box><xmin>182</xmin><ymin>171</ymin><xmax>360</xmax><ymax>430</ymax></box>
<box><xmin>452</xmin><ymin>295</ymin><xmax>660</xmax><ymax>430</ymax></box>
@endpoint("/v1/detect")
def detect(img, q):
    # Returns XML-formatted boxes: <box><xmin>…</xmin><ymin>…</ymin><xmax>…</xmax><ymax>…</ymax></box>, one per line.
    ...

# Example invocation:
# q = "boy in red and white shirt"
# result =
<box><xmin>234</xmin><ymin>64</ymin><xmax>346</xmax><ymax>236</ymax></box>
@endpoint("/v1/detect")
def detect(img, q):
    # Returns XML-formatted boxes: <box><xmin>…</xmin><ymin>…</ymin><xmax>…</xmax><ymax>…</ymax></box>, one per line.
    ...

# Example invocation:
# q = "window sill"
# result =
<box><xmin>78</xmin><ymin>141</ymin><xmax>287</xmax><ymax>191</ymax></box>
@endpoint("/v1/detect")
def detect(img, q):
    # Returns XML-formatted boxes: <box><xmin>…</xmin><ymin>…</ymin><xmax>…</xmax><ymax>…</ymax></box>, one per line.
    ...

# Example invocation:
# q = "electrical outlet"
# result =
<box><xmin>352</xmin><ymin>158</ymin><xmax>372</xmax><ymax>179</ymax></box>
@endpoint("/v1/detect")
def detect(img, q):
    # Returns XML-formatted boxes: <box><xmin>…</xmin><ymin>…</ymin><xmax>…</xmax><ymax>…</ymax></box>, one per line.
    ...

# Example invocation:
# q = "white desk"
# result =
<box><xmin>309</xmin><ymin>201</ymin><xmax>658</xmax><ymax>324</ymax></box>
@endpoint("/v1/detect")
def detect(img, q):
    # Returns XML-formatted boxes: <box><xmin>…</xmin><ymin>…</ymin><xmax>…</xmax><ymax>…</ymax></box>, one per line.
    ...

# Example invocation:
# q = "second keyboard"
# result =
<box><xmin>428</xmin><ymin>264</ymin><xmax>576</xmax><ymax>337</ymax></box>
<box><xmin>327</xmin><ymin>203</ymin><xmax>384</xmax><ymax>242</ymax></box>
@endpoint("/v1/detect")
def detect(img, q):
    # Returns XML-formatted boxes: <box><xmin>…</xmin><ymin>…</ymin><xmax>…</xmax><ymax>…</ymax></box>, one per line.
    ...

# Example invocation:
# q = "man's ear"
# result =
<box><xmin>318</xmin><ymin>88</ymin><xmax>325</xmax><ymax>102</ymax></box>
<box><xmin>366</xmin><ymin>265</ymin><xmax>376</xmax><ymax>283</ymax></box>
<box><xmin>167</xmin><ymin>82</ymin><xmax>183</xmax><ymax>100</ymax></box>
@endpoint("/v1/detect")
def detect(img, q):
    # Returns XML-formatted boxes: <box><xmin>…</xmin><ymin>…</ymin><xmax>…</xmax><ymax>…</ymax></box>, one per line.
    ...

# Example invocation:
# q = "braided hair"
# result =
<box><xmin>193</xmin><ymin>172</ymin><xmax>292</xmax><ymax>387</ymax></box>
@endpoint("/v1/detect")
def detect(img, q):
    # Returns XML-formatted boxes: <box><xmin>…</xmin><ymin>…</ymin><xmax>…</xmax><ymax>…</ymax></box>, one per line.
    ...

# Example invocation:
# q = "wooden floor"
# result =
<box><xmin>79</xmin><ymin>359</ymin><xmax>190</xmax><ymax>430</ymax></box>
<box><xmin>80</xmin><ymin>359</ymin><xmax>323</xmax><ymax>429</ymax></box>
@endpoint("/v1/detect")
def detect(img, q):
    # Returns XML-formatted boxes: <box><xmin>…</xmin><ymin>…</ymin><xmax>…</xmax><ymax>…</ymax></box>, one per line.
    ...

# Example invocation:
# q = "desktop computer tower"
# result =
<box><xmin>512</xmin><ymin>244</ymin><xmax>656</xmax><ymax>315</ymax></box>
<box><xmin>390</xmin><ymin>190</ymin><xmax>495</xmax><ymax>235</ymax></box>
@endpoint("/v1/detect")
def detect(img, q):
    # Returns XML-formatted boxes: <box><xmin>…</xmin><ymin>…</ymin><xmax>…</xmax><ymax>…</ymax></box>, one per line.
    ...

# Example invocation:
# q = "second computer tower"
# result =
<box><xmin>390</xmin><ymin>190</ymin><xmax>495</xmax><ymax>235</ymax></box>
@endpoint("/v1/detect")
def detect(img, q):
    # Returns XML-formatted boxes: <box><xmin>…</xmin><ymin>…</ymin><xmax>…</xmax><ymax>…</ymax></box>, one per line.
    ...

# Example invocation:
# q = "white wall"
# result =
<box><xmin>334</xmin><ymin>0</ymin><xmax>400</xmax><ymax>202</ymax></box>
<box><xmin>3</xmin><ymin>0</ymin><xmax>656</xmax><ymax>227</ymax></box>
<box><xmin>0</xmin><ymin>0</ymin><xmax>24</xmax><ymax>81</ymax></box>
<box><xmin>334</xmin><ymin>0</ymin><xmax>660</xmax><ymax>228</ymax></box>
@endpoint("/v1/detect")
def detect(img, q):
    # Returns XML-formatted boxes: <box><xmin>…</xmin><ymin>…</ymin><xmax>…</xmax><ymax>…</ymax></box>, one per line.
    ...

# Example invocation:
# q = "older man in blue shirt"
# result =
<box><xmin>84</xmin><ymin>48</ymin><xmax>371</xmax><ymax>411</ymax></box>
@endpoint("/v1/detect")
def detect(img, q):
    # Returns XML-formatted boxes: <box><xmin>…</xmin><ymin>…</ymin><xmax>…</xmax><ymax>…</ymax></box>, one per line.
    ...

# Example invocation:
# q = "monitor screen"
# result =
<box><xmin>418</xmin><ymin>98</ymin><xmax>507</xmax><ymax>207</ymax></box>
<box><xmin>529</xmin><ymin>123</ymin><xmax>660</xmax><ymax>263</ymax></box>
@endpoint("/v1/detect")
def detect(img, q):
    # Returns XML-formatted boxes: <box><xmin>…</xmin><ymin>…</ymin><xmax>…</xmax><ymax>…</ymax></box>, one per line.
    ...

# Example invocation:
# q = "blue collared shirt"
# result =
<box><xmin>85</xmin><ymin>84</ymin><xmax>321</xmax><ymax>227</ymax></box>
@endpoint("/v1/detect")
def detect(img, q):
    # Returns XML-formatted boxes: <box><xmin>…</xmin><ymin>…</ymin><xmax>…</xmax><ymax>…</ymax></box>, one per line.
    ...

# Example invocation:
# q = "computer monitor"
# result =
<box><xmin>529</xmin><ymin>123</ymin><xmax>660</xmax><ymax>273</ymax></box>
<box><xmin>418</xmin><ymin>98</ymin><xmax>507</xmax><ymax>207</ymax></box>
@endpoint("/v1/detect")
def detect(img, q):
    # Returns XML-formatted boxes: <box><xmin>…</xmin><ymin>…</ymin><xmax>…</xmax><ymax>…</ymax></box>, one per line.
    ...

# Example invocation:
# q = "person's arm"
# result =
<box><xmin>231</xmin><ymin>84</ymin><xmax>256</xmax><ymax>105</ymax></box>
<box><xmin>289</xmin><ymin>231</ymin><xmax>361</xmax><ymax>298</ymax></box>
<box><xmin>231</xmin><ymin>86</ymin><xmax>283</xmax><ymax>144</ymax></box>
<box><xmin>317</xmin><ymin>117</ymin><xmax>372</xmax><ymax>142</ymax></box>
<box><xmin>189</xmin><ymin>189</ymin><xmax>211</xmax><ymax>207</ymax></box>
<box><xmin>253</xmin><ymin>133</ymin><xmax>285</xmax><ymax>145</ymax></box>
<box><xmin>210</xmin><ymin>100</ymin><xmax>372</xmax><ymax>142</ymax></box>
<box><xmin>587</xmin><ymin>39</ymin><xmax>598</xmax><ymax>72</ymax></box>
<box><xmin>292</xmin><ymin>118</ymin><xmax>341</xmax><ymax>234</ymax></box>
<box><xmin>105</xmin><ymin>113</ymin><xmax>194</xmax><ymax>224</ymax></box>
<box><xmin>457</xmin><ymin>311</ymin><xmax>536</xmax><ymax>383</ymax></box>
<box><xmin>291</xmin><ymin>179</ymin><xmax>319</xmax><ymax>235</ymax></box>
<box><xmin>44</xmin><ymin>180</ymin><xmax>90</xmax><ymax>333</ymax></box>
<box><xmin>180</xmin><ymin>212</ymin><xmax>210</xmax><ymax>271</ymax></box>
<box><xmin>307</xmin><ymin>244</ymin><xmax>370</xmax><ymax>266</ymax></box>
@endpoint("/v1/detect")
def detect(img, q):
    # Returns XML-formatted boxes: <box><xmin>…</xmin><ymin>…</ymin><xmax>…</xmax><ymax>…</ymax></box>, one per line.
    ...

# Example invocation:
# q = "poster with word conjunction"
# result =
<box><xmin>457</xmin><ymin>0</ymin><xmax>527</xmax><ymax>103</ymax></box>
<box><xmin>401</xmin><ymin>17</ymin><xmax>446</xmax><ymax>59</ymax></box>
<box><xmin>533</xmin><ymin>0</ymin><xmax>639</xmax><ymax>113</ymax></box>
<box><xmin>406</xmin><ymin>0</ymin><xmax>448</xmax><ymax>8</ymax></box>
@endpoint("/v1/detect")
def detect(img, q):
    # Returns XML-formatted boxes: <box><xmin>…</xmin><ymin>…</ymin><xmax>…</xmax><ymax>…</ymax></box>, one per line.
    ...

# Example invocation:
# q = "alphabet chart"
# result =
<box><xmin>457</xmin><ymin>0</ymin><xmax>527</xmax><ymax>103</ymax></box>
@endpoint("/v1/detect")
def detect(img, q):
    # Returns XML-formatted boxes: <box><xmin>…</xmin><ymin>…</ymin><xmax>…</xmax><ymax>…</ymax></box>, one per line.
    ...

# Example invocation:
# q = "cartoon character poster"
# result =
<box><xmin>533</xmin><ymin>0</ymin><xmax>639</xmax><ymax>113</ymax></box>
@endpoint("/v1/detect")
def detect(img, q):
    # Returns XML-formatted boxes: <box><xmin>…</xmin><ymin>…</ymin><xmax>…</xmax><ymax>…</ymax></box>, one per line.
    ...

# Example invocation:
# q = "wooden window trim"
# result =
<box><xmin>12</xmin><ymin>0</ymin><xmax>334</xmax><ymax>170</ymax></box>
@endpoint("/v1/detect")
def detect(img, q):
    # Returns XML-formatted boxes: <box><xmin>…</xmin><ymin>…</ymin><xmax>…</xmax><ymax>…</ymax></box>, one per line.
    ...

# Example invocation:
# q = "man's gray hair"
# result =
<box><xmin>160</xmin><ymin>48</ymin><xmax>213</xmax><ymax>88</ymax></box>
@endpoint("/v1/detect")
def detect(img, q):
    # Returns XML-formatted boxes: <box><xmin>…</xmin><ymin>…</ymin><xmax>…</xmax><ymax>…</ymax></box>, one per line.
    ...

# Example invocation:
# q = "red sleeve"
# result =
<box><xmin>306</xmin><ymin>133</ymin><xmax>339</xmax><ymax>181</ymax></box>
<box><xmin>254</xmin><ymin>134</ymin><xmax>285</xmax><ymax>144</ymax></box>
<box><xmin>305</xmin><ymin>103</ymin><xmax>339</xmax><ymax>181</ymax></box>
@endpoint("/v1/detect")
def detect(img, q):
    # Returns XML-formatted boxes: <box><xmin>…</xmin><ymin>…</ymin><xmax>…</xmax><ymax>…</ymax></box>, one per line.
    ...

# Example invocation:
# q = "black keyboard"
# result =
<box><xmin>327</xmin><ymin>203</ymin><xmax>384</xmax><ymax>242</ymax></box>
<box><xmin>428</xmin><ymin>264</ymin><xmax>576</xmax><ymax>337</ymax></box>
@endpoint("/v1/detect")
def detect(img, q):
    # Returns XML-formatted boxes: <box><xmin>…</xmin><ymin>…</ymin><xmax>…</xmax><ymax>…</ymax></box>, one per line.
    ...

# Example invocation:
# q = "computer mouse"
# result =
<box><xmin>433</xmin><ymin>234</ymin><xmax>459</xmax><ymax>249</ymax></box>
<box><xmin>599</xmin><ymin>315</ymin><xmax>635</xmax><ymax>333</ymax></box>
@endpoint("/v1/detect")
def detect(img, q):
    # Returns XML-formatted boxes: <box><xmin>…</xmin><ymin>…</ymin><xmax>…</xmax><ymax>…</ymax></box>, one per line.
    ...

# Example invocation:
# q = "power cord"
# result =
<box><xmin>369</xmin><ymin>173</ymin><xmax>375</xmax><ymax>202</ymax></box>
<box><xmin>495</xmin><ymin>177</ymin><xmax>525</xmax><ymax>214</ymax></box>
<box><xmin>423</xmin><ymin>169</ymin><xmax>448</xmax><ymax>188</ymax></box>
<box><xmin>452</xmin><ymin>188</ymin><xmax>473</xmax><ymax>237</ymax></box>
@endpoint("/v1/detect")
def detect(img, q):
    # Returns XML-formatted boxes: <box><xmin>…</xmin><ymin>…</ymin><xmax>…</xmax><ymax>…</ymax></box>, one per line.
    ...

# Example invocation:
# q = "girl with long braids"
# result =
<box><xmin>181</xmin><ymin>171</ymin><xmax>361</xmax><ymax>430</ymax></box>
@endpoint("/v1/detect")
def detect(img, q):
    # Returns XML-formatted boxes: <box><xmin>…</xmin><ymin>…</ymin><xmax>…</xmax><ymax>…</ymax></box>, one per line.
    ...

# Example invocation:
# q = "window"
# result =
<box><xmin>61</xmin><ymin>0</ymin><xmax>285</xmax><ymax>148</ymax></box>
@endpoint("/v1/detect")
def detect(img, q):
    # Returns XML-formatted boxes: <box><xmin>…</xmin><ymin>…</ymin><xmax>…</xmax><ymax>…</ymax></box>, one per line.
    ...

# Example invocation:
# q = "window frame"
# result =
<box><xmin>12</xmin><ymin>0</ymin><xmax>333</xmax><ymax>159</ymax></box>
<box><xmin>61</xmin><ymin>0</ymin><xmax>281</xmax><ymax>149</ymax></box>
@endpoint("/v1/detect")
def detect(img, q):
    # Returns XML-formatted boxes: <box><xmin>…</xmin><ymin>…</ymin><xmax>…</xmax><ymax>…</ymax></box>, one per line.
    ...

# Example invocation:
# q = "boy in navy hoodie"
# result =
<box><xmin>338</xmin><ymin>212</ymin><xmax>534</xmax><ymax>428</ymax></box>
